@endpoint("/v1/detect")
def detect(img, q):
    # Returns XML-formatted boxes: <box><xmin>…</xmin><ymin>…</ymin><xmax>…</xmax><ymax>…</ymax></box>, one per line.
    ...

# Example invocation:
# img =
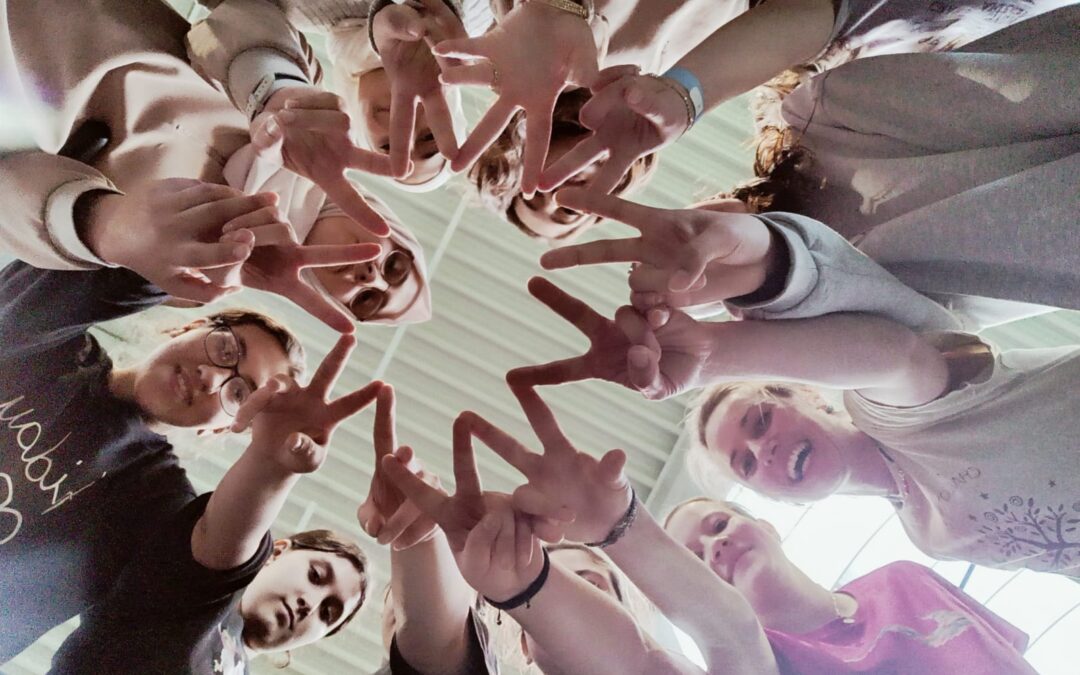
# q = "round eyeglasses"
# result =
<box><xmin>349</xmin><ymin>249</ymin><xmax>414</xmax><ymax>322</ymax></box>
<box><xmin>203</xmin><ymin>325</ymin><xmax>253</xmax><ymax>417</ymax></box>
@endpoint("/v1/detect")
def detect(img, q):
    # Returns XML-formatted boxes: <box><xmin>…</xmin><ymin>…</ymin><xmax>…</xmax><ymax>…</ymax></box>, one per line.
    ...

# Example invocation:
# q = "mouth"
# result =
<box><xmin>787</xmin><ymin>441</ymin><xmax>812</xmax><ymax>483</ymax></box>
<box><xmin>173</xmin><ymin>366</ymin><xmax>193</xmax><ymax>406</ymax></box>
<box><xmin>722</xmin><ymin>543</ymin><xmax>751</xmax><ymax>583</ymax></box>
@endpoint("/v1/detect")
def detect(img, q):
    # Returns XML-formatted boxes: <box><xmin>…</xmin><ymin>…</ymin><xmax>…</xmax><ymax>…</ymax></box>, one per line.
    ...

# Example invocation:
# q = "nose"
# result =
<box><xmin>704</xmin><ymin>535</ymin><xmax>728</xmax><ymax>568</ymax></box>
<box><xmin>295</xmin><ymin>595</ymin><xmax>311</xmax><ymax>623</ymax></box>
<box><xmin>747</xmin><ymin>438</ymin><xmax>778</xmax><ymax>467</ymax></box>
<box><xmin>352</xmin><ymin>261</ymin><xmax>378</xmax><ymax>284</ymax></box>
<box><xmin>197</xmin><ymin>364</ymin><xmax>233</xmax><ymax>392</ymax></box>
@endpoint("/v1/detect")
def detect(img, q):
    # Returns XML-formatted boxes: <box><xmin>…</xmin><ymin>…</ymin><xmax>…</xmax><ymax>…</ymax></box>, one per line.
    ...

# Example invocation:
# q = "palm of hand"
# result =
<box><xmin>491</xmin><ymin>8</ymin><xmax>596</xmax><ymax>92</ymax></box>
<box><xmin>530</xmin><ymin>451</ymin><xmax>626</xmax><ymax>543</ymax></box>
<box><xmin>249</xmin><ymin>381</ymin><xmax>336</xmax><ymax>474</ymax></box>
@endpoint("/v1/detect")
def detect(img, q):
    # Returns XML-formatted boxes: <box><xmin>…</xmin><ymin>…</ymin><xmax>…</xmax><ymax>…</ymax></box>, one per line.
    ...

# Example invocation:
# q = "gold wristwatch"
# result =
<box><xmin>530</xmin><ymin>0</ymin><xmax>595</xmax><ymax>23</ymax></box>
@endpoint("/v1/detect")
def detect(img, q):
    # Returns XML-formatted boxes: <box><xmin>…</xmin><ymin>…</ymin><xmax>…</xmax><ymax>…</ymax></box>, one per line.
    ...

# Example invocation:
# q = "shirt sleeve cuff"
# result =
<box><xmin>46</xmin><ymin>179</ymin><xmax>123</xmax><ymax>268</ymax></box>
<box><xmin>727</xmin><ymin>214</ymin><xmax>819</xmax><ymax>315</ymax></box>
<box><xmin>228</xmin><ymin>48</ymin><xmax>311</xmax><ymax>112</ymax></box>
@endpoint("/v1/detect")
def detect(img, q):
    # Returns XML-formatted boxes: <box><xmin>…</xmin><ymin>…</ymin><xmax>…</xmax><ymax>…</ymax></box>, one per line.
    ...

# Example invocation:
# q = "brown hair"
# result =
<box><xmin>467</xmin><ymin>88</ymin><xmax>658</xmax><ymax>239</ymax></box>
<box><xmin>286</xmin><ymin>529</ymin><xmax>369</xmax><ymax>637</ymax></box>
<box><xmin>207</xmin><ymin>309</ymin><xmax>306</xmax><ymax>381</ymax></box>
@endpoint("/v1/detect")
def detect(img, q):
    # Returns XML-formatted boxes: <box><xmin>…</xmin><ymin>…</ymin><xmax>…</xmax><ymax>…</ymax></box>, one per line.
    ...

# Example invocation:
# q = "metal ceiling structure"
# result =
<box><xmin>3</xmin><ymin>2</ymin><xmax>1077</xmax><ymax>673</ymax></box>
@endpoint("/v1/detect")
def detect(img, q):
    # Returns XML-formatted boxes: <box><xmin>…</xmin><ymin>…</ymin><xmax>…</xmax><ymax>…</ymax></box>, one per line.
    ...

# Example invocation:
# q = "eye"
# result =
<box><xmin>223</xmin><ymin>378</ymin><xmax>252</xmax><ymax>405</ymax></box>
<box><xmin>308</xmin><ymin>564</ymin><xmax>321</xmax><ymax>585</ymax></box>
<box><xmin>710</xmin><ymin>515</ymin><xmax>729</xmax><ymax>534</ymax></box>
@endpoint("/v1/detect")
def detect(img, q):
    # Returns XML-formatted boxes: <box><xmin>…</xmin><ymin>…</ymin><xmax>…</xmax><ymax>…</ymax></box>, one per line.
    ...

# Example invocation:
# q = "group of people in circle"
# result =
<box><xmin>1</xmin><ymin>0</ymin><xmax>1077</xmax><ymax>672</ymax></box>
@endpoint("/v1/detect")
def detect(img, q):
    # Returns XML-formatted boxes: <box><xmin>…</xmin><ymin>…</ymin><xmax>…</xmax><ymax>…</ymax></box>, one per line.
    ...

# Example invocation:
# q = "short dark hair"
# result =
<box><xmin>207</xmin><ymin>309</ymin><xmax>306</xmax><ymax>380</ymax></box>
<box><xmin>286</xmin><ymin>529</ymin><xmax>369</xmax><ymax>637</ymax></box>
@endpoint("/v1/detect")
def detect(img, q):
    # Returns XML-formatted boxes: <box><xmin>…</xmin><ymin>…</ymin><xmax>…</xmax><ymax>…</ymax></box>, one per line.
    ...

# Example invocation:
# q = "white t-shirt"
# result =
<box><xmin>844</xmin><ymin>336</ymin><xmax>1080</xmax><ymax>578</ymax></box>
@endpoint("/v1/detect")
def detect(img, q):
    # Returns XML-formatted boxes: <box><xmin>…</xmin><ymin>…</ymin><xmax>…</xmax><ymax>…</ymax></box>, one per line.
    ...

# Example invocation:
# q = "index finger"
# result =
<box><xmin>508</xmin><ymin>382</ymin><xmax>573</xmax><ymax>454</ymax></box>
<box><xmin>345</xmin><ymin>146</ymin><xmax>396</xmax><ymax>177</ymax></box>
<box><xmin>321</xmin><ymin>178</ymin><xmax>392</xmax><ymax>238</ymax></box>
<box><xmin>295</xmin><ymin>243</ymin><xmax>382</xmax><ymax>268</ymax></box>
<box><xmin>520</xmin><ymin>96</ymin><xmax>557</xmax><ymax>196</ymax></box>
<box><xmin>527</xmin><ymin>276</ymin><xmax>606</xmax><ymax>336</ymax></box>
<box><xmin>538</xmin><ymin>237</ymin><xmax>644</xmax><ymax>270</ymax></box>
<box><xmin>389</xmin><ymin>91</ymin><xmax>418</xmax><ymax>177</ymax></box>
<box><xmin>374</xmin><ymin>385</ymin><xmax>397</xmax><ymax>459</ymax></box>
<box><xmin>452</xmin><ymin>98</ymin><xmax>517</xmax><ymax>172</ymax></box>
<box><xmin>382</xmin><ymin>455</ymin><xmax>449</xmax><ymax>518</ymax></box>
<box><xmin>452</xmin><ymin>413</ymin><xmax>484</xmax><ymax>498</ymax></box>
<box><xmin>279</xmin><ymin>279</ymin><xmax>357</xmax><ymax>335</ymax></box>
<box><xmin>506</xmin><ymin>357</ymin><xmax>591</xmax><ymax>388</ymax></box>
<box><xmin>328</xmin><ymin>380</ymin><xmax>383</xmax><ymax>421</ymax></box>
<box><xmin>309</xmin><ymin>333</ymin><xmax>358</xmax><ymax>395</ymax></box>
<box><xmin>555</xmin><ymin>188</ymin><xmax>661</xmax><ymax>230</ymax></box>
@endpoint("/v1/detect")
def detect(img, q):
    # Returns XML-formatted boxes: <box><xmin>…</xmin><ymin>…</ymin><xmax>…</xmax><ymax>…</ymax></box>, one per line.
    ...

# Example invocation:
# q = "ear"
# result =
<box><xmin>270</xmin><ymin>538</ymin><xmax>292</xmax><ymax>560</ymax></box>
<box><xmin>165</xmin><ymin>317</ymin><xmax>210</xmax><ymax>339</ymax></box>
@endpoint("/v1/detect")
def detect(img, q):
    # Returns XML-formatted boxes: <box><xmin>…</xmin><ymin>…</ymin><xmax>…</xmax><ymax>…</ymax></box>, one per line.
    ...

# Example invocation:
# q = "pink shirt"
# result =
<box><xmin>765</xmin><ymin>562</ymin><xmax>1034</xmax><ymax>675</ymax></box>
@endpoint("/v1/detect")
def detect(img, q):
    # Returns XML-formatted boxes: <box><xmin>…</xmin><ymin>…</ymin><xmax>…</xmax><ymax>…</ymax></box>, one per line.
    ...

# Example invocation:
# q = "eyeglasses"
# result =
<box><xmin>348</xmin><ymin>250</ymin><xmax>414</xmax><ymax>322</ymax></box>
<box><xmin>203</xmin><ymin>324</ymin><xmax>253</xmax><ymax>417</ymax></box>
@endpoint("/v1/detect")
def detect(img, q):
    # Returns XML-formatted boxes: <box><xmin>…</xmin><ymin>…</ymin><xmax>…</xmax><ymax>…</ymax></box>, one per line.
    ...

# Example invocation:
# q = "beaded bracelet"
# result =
<box><xmin>484</xmin><ymin>548</ymin><xmax>552</xmax><ymax>612</ymax></box>
<box><xmin>585</xmin><ymin>486</ymin><xmax>638</xmax><ymax>549</ymax></box>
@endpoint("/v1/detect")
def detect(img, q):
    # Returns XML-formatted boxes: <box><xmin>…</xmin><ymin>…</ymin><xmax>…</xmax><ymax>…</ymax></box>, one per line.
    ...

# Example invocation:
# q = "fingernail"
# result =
<box><xmin>265</xmin><ymin>116</ymin><xmax>280</xmax><ymax>135</ymax></box>
<box><xmin>233</xmin><ymin>244</ymin><xmax>250</xmax><ymax>258</ymax></box>
<box><xmin>648</xmin><ymin>309</ymin><xmax>666</xmax><ymax>329</ymax></box>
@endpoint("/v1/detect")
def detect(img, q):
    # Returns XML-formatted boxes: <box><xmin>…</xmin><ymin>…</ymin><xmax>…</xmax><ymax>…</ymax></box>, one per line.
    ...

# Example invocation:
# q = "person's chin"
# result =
<box><xmin>242</xmin><ymin>612</ymin><xmax>277</xmax><ymax>651</ymax></box>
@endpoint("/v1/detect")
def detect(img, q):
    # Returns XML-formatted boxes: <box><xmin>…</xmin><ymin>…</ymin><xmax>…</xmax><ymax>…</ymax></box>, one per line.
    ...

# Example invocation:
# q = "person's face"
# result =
<box><xmin>510</xmin><ymin>134</ymin><xmax>604</xmax><ymax>241</ymax></box>
<box><xmin>523</xmin><ymin>547</ymin><xmax>621</xmax><ymax>664</ymax></box>
<box><xmin>549</xmin><ymin>547</ymin><xmax>621</xmax><ymax>602</ymax></box>
<box><xmin>355</xmin><ymin>68</ymin><xmax>448</xmax><ymax>185</ymax></box>
<box><xmin>701</xmin><ymin>386</ymin><xmax>850</xmax><ymax>502</ymax></box>
<box><xmin>306</xmin><ymin>215</ymin><xmax>420</xmax><ymax>322</ymax></box>
<box><xmin>241</xmin><ymin>542</ymin><xmax>365</xmax><ymax>653</ymax></box>
<box><xmin>131</xmin><ymin>321</ymin><xmax>291</xmax><ymax>431</ymax></box>
<box><xmin>666</xmin><ymin>500</ymin><xmax>786</xmax><ymax>591</ymax></box>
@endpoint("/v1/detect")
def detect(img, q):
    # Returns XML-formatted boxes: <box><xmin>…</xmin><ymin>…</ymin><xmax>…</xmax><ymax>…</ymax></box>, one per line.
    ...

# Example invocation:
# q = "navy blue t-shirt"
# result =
<box><xmin>49</xmin><ymin>493</ymin><xmax>273</xmax><ymax>675</ymax></box>
<box><xmin>0</xmin><ymin>262</ymin><xmax>194</xmax><ymax>661</ymax></box>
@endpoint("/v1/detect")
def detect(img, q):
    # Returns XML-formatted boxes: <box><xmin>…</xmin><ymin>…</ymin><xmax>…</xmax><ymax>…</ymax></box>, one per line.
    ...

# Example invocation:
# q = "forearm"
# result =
<box><xmin>675</xmin><ymin>0</ymin><xmax>835</xmax><ymax>109</ymax></box>
<box><xmin>191</xmin><ymin>448</ymin><xmax>299</xmax><ymax>570</ymax></box>
<box><xmin>511</xmin><ymin>564</ymin><xmax>701</xmax><ymax>675</ymax></box>
<box><xmin>391</xmin><ymin>531</ymin><xmax>478</xmax><ymax>675</ymax></box>
<box><xmin>605</xmin><ymin>511</ymin><xmax>777</xmax><ymax>675</ymax></box>
<box><xmin>703</xmin><ymin>313</ymin><xmax>949</xmax><ymax>407</ymax></box>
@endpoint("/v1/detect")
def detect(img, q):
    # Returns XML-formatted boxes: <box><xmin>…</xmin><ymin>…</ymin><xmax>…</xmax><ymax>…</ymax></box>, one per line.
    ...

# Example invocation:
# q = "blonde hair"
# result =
<box><xmin>684</xmin><ymin>381</ymin><xmax>844</xmax><ymax>496</ymax></box>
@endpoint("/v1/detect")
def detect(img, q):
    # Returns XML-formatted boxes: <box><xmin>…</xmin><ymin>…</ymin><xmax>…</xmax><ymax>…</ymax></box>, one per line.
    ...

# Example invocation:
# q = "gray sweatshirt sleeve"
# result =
<box><xmin>725</xmin><ymin>212</ymin><xmax>962</xmax><ymax>332</ymax></box>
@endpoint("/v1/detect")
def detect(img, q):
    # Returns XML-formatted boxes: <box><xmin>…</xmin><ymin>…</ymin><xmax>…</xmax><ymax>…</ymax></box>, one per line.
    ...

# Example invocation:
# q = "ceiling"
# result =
<box><xmin>3</xmin><ymin>1</ymin><xmax>1078</xmax><ymax>673</ymax></box>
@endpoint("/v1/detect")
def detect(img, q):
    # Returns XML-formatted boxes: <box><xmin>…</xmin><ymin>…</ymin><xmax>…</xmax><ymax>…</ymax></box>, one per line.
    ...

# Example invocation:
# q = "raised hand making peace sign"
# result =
<box><xmin>381</xmin><ymin>414</ymin><xmax>555</xmax><ymax>601</ymax></box>
<box><xmin>508</xmin><ymin>278</ymin><xmax>716</xmax><ymax>400</ymax></box>
<box><xmin>252</xmin><ymin>87</ymin><xmax>395</xmax><ymax>237</ymax></box>
<box><xmin>540</xmin><ymin>189</ymin><xmax>776</xmax><ymax>306</ymax></box>
<box><xmin>436</xmin><ymin>1</ymin><xmax>601</xmax><ymax>195</ymax></box>
<box><xmin>231</xmin><ymin>334</ymin><xmax>382</xmax><ymax>474</ymax></box>
<box><xmin>356</xmin><ymin>385</ymin><xmax>440</xmax><ymax>550</ymax></box>
<box><xmin>373</xmin><ymin>0</ymin><xmax>468</xmax><ymax>176</ymax></box>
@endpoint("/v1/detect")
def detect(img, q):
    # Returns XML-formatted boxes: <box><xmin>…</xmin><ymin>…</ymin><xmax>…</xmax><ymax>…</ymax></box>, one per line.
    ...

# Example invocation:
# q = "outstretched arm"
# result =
<box><xmin>356</xmin><ymin>387</ymin><xmax>480</xmax><ymax>675</ymax></box>
<box><xmin>481</xmin><ymin>383</ymin><xmax>777</xmax><ymax>675</ymax></box>
<box><xmin>191</xmin><ymin>335</ymin><xmax>382</xmax><ymax>570</ymax></box>
<box><xmin>383</xmin><ymin>424</ymin><xmax>701</xmax><ymax>675</ymax></box>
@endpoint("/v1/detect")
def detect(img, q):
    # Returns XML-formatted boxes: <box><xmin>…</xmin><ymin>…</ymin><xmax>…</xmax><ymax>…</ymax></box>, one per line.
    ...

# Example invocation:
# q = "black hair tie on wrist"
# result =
<box><xmin>485</xmin><ymin>548</ymin><xmax>551</xmax><ymax>622</ymax></box>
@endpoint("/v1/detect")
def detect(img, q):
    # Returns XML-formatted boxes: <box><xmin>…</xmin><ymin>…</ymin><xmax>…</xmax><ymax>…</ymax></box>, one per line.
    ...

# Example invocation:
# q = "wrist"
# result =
<box><xmin>660</xmin><ymin>67</ymin><xmax>704</xmax><ymax>130</ymax></box>
<box><xmin>484</xmin><ymin>547</ymin><xmax>549</xmax><ymax>606</ymax></box>
<box><xmin>584</xmin><ymin>486</ymin><xmax>638</xmax><ymax>549</ymax></box>
<box><xmin>731</xmin><ymin>225</ymin><xmax>790</xmax><ymax>304</ymax></box>
<box><xmin>76</xmin><ymin>190</ymin><xmax>122</xmax><ymax>265</ymax></box>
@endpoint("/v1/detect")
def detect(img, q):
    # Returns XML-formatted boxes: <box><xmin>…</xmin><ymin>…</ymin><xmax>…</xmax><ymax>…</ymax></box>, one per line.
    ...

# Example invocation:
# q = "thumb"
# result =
<box><xmin>252</xmin><ymin>114</ymin><xmax>285</xmax><ymax>158</ymax></box>
<box><xmin>597</xmin><ymin>449</ymin><xmax>628</xmax><ymax>488</ymax></box>
<box><xmin>378</xmin><ymin>4</ymin><xmax>424</xmax><ymax>41</ymax></box>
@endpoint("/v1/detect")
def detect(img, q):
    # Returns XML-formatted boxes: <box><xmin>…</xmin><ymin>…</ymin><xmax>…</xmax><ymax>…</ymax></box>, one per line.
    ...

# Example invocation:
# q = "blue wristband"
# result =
<box><xmin>661</xmin><ymin>66</ymin><xmax>705</xmax><ymax>124</ymax></box>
